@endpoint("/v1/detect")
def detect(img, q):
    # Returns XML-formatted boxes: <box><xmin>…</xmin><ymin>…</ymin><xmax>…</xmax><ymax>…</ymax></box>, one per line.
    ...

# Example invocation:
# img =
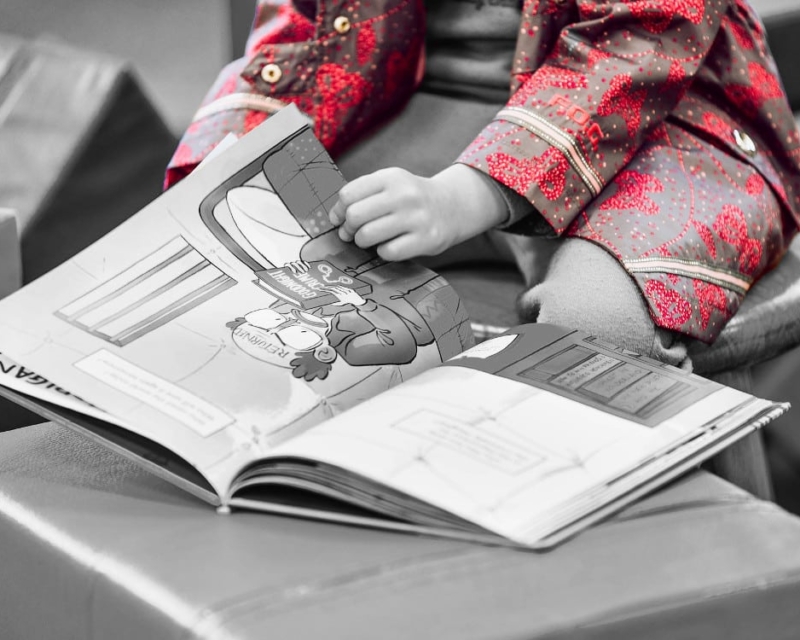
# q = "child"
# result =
<box><xmin>167</xmin><ymin>0</ymin><xmax>800</xmax><ymax>368</ymax></box>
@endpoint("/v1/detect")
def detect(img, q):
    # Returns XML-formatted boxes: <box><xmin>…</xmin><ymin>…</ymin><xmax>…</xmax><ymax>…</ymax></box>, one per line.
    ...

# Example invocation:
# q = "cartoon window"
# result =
<box><xmin>56</xmin><ymin>236</ymin><xmax>234</xmax><ymax>346</ymax></box>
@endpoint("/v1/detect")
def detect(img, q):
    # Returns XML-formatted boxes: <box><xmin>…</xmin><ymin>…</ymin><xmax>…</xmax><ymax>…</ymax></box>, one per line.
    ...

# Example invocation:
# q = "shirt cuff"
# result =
<box><xmin>484</xmin><ymin>175</ymin><xmax>557</xmax><ymax>237</ymax></box>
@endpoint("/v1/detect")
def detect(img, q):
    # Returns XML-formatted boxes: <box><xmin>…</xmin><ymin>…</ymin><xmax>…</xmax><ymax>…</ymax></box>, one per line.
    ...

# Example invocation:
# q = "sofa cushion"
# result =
<box><xmin>0</xmin><ymin>34</ymin><xmax>176</xmax><ymax>282</ymax></box>
<box><xmin>2</xmin><ymin>422</ymin><xmax>800</xmax><ymax>639</ymax></box>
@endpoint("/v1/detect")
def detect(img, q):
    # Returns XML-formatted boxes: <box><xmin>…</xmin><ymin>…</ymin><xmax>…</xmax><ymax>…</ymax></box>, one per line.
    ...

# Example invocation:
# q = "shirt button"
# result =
<box><xmin>733</xmin><ymin>129</ymin><xmax>756</xmax><ymax>156</ymax></box>
<box><xmin>260</xmin><ymin>63</ymin><xmax>282</xmax><ymax>84</ymax></box>
<box><xmin>333</xmin><ymin>16</ymin><xmax>351</xmax><ymax>34</ymax></box>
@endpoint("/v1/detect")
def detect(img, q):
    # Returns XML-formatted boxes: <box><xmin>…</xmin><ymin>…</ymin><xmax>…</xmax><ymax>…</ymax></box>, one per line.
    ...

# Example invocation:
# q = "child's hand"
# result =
<box><xmin>328</xmin><ymin>164</ymin><xmax>508</xmax><ymax>261</ymax></box>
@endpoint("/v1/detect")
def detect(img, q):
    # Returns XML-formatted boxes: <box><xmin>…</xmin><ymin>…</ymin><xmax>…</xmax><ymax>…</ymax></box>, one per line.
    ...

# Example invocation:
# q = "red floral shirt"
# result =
<box><xmin>167</xmin><ymin>0</ymin><xmax>800</xmax><ymax>343</ymax></box>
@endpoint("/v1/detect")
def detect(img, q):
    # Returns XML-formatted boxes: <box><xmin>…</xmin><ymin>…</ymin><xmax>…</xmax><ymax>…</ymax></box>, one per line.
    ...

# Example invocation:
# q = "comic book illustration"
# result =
<box><xmin>251</xmin><ymin>325</ymin><xmax>786</xmax><ymax>547</ymax></box>
<box><xmin>253</xmin><ymin>261</ymin><xmax>372</xmax><ymax>310</ymax></box>
<box><xmin>0</xmin><ymin>107</ymin><xmax>787</xmax><ymax>549</ymax></box>
<box><xmin>0</xmin><ymin>106</ymin><xmax>472</xmax><ymax>497</ymax></box>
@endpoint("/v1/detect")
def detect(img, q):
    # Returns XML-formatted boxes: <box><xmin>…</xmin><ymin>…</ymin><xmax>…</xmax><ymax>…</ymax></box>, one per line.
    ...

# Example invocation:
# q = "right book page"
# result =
<box><xmin>264</xmin><ymin>324</ymin><xmax>785</xmax><ymax>546</ymax></box>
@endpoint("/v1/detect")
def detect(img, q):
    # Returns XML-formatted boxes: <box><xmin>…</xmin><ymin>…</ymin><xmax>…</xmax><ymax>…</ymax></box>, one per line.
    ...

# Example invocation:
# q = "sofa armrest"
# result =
<box><xmin>0</xmin><ymin>208</ymin><xmax>21</xmax><ymax>298</ymax></box>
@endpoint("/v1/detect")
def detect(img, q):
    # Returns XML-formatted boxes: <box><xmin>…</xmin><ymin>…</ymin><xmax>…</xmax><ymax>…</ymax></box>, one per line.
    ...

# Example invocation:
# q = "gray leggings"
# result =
<box><xmin>421</xmin><ymin>230</ymin><xmax>692</xmax><ymax>369</ymax></box>
<box><xmin>501</xmin><ymin>234</ymin><xmax>691</xmax><ymax>369</ymax></box>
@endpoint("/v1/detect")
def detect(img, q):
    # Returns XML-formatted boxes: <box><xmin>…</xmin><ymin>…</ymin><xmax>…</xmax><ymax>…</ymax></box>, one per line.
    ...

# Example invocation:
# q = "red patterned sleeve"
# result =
<box><xmin>457</xmin><ymin>0</ymin><xmax>730</xmax><ymax>235</ymax></box>
<box><xmin>164</xmin><ymin>1</ymin><xmax>315</xmax><ymax>189</ymax></box>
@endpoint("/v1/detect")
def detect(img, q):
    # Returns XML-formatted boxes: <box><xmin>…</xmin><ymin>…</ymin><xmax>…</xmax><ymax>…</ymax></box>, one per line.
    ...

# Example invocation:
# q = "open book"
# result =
<box><xmin>0</xmin><ymin>106</ymin><xmax>788</xmax><ymax>549</ymax></box>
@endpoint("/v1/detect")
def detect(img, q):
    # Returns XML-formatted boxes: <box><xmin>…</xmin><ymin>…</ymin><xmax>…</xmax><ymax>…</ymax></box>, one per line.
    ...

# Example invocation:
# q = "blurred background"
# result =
<box><xmin>0</xmin><ymin>1</ymin><xmax>254</xmax><ymax>427</ymax></box>
<box><xmin>0</xmin><ymin>0</ymin><xmax>256</xmax><ymax>135</ymax></box>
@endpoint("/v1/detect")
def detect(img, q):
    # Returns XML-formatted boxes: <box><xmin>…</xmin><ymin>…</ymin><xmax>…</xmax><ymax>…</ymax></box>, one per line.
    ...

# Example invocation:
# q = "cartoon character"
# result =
<box><xmin>227</xmin><ymin>282</ymin><xmax>432</xmax><ymax>381</ymax></box>
<box><xmin>201</xmin><ymin>144</ymin><xmax>465</xmax><ymax>366</ymax></box>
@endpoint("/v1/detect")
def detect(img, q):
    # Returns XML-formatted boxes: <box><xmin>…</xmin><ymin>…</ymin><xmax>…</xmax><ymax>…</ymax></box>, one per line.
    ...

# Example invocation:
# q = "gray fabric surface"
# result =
<box><xmin>422</xmin><ymin>0</ymin><xmax>518</xmax><ymax>103</ymax></box>
<box><xmin>336</xmin><ymin>90</ymin><xmax>504</xmax><ymax>180</ymax></box>
<box><xmin>4</xmin><ymin>422</ymin><xmax>800</xmax><ymax>639</ymax></box>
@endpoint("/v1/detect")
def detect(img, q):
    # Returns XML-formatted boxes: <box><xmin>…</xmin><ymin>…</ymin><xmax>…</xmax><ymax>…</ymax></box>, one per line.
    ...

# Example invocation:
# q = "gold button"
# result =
<box><xmin>733</xmin><ymin>129</ymin><xmax>756</xmax><ymax>156</ymax></box>
<box><xmin>260</xmin><ymin>63</ymin><xmax>282</xmax><ymax>84</ymax></box>
<box><xmin>333</xmin><ymin>16</ymin><xmax>351</xmax><ymax>34</ymax></box>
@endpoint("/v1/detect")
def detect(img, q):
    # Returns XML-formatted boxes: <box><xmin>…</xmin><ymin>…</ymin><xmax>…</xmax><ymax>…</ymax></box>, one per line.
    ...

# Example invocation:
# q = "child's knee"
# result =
<box><xmin>518</xmin><ymin>277</ymin><xmax>650</xmax><ymax>351</ymax></box>
<box><xmin>516</xmin><ymin>238</ymin><xmax>690</xmax><ymax>367</ymax></box>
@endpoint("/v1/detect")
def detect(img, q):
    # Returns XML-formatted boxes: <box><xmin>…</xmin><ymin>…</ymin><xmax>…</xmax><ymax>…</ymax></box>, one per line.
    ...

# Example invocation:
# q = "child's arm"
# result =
<box><xmin>328</xmin><ymin>163</ymin><xmax>508</xmax><ymax>261</ymax></box>
<box><xmin>454</xmin><ymin>0</ymin><xmax>731</xmax><ymax>238</ymax></box>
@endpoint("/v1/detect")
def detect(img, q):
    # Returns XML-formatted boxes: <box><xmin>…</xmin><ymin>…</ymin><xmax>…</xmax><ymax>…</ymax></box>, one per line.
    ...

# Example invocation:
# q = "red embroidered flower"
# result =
<box><xmin>748</xmin><ymin>62</ymin><xmax>784</xmax><ymax>101</ymax></box>
<box><xmin>661</xmin><ymin>61</ymin><xmax>686</xmax><ymax>93</ymax></box>
<box><xmin>713</xmin><ymin>204</ymin><xmax>762</xmax><ymax>275</ymax></box>
<box><xmin>599</xmin><ymin>170</ymin><xmax>664</xmax><ymax>216</ymax></box>
<box><xmin>694</xmin><ymin>281</ymin><xmax>728</xmax><ymax>331</ymax></box>
<box><xmin>586</xmin><ymin>49</ymin><xmax>612</xmax><ymax>69</ymax></box>
<box><xmin>316</xmin><ymin>63</ymin><xmax>372</xmax><ymax>149</ymax></box>
<box><xmin>511</xmin><ymin>67</ymin><xmax>588</xmax><ymax>106</ymax></box>
<box><xmin>597</xmin><ymin>75</ymin><xmax>646</xmax><ymax>138</ymax></box>
<box><xmin>623</xmin><ymin>0</ymin><xmax>704</xmax><ymax>33</ymax></box>
<box><xmin>738</xmin><ymin>239</ymin><xmax>763</xmax><ymax>276</ymax></box>
<box><xmin>533</xmin><ymin>148</ymin><xmax>569</xmax><ymax>200</ymax></box>
<box><xmin>644</xmin><ymin>279</ymin><xmax>692</xmax><ymax>329</ymax></box>
<box><xmin>722</xmin><ymin>15</ymin><xmax>755</xmax><ymax>50</ymax></box>
<box><xmin>486</xmin><ymin>153</ymin><xmax>537</xmax><ymax>195</ymax></box>
<box><xmin>357</xmin><ymin>24</ymin><xmax>377</xmax><ymax>66</ymax></box>
<box><xmin>485</xmin><ymin>147</ymin><xmax>568</xmax><ymax>201</ymax></box>
<box><xmin>745</xmin><ymin>173</ymin><xmax>765</xmax><ymax>195</ymax></box>
<box><xmin>724</xmin><ymin>63</ymin><xmax>784</xmax><ymax>118</ymax></box>
<box><xmin>692</xmin><ymin>220</ymin><xmax>717</xmax><ymax>259</ymax></box>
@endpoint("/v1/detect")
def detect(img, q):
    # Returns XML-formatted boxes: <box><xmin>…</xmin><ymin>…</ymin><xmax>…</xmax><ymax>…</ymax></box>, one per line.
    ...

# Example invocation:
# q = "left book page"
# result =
<box><xmin>0</xmin><ymin>106</ymin><xmax>473</xmax><ymax>497</ymax></box>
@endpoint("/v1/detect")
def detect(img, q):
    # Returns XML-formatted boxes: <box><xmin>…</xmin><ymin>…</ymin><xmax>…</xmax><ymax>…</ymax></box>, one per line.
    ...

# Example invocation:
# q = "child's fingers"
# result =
<box><xmin>376</xmin><ymin>225</ymin><xmax>449</xmax><ymax>261</ymax></box>
<box><xmin>328</xmin><ymin>199</ymin><xmax>345</xmax><ymax>227</ymax></box>
<box><xmin>375</xmin><ymin>233</ymin><xmax>420</xmax><ymax>262</ymax></box>
<box><xmin>350</xmin><ymin>210</ymin><xmax>411</xmax><ymax>249</ymax></box>
<box><xmin>338</xmin><ymin>193</ymin><xmax>397</xmax><ymax>241</ymax></box>
<box><xmin>329</xmin><ymin>174</ymin><xmax>388</xmax><ymax>226</ymax></box>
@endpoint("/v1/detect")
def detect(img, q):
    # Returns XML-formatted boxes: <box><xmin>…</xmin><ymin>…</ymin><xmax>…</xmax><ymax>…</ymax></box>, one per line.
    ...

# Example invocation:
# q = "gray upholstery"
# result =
<box><xmin>3</xmin><ymin>423</ymin><xmax>800</xmax><ymax>639</ymax></box>
<box><xmin>0</xmin><ymin>34</ymin><xmax>176</xmax><ymax>283</ymax></box>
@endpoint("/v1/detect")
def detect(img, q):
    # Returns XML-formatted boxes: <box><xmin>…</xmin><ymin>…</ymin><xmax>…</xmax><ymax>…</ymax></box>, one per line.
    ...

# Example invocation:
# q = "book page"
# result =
<box><xmin>0</xmin><ymin>106</ymin><xmax>472</xmax><ymax>496</ymax></box>
<box><xmin>265</xmin><ymin>325</ymin><xmax>755</xmax><ymax>545</ymax></box>
<box><xmin>0</xmin><ymin>352</ymin><xmax>122</xmax><ymax>426</ymax></box>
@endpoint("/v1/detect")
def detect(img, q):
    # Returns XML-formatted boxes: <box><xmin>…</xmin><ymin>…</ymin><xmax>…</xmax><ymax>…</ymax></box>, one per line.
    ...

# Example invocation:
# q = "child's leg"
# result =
<box><xmin>516</xmin><ymin>237</ymin><xmax>692</xmax><ymax>369</ymax></box>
